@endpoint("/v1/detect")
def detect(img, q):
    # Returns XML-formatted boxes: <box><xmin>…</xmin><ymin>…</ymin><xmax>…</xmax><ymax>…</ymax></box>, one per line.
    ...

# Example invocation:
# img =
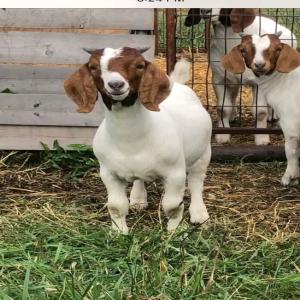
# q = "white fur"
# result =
<box><xmin>170</xmin><ymin>58</ymin><xmax>191</xmax><ymax>84</ymax></box>
<box><xmin>208</xmin><ymin>14</ymin><xmax>297</xmax><ymax>145</ymax></box>
<box><xmin>252</xmin><ymin>35</ymin><xmax>271</xmax><ymax>66</ymax></box>
<box><xmin>100</xmin><ymin>48</ymin><xmax>130</xmax><ymax>100</ymax></box>
<box><xmin>93</xmin><ymin>57</ymin><xmax>212</xmax><ymax>234</ymax></box>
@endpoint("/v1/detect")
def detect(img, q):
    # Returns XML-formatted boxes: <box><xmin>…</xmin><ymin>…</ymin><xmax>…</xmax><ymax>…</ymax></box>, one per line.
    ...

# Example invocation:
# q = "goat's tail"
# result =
<box><xmin>169</xmin><ymin>53</ymin><xmax>191</xmax><ymax>85</ymax></box>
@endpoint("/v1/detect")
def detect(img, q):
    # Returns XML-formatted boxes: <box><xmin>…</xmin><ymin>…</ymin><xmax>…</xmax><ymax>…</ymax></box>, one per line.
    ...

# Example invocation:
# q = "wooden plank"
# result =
<box><xmin>0</xmin><ymin>9</ymin><xmax>154</xmax><ymax>30</ymax></box>
<box><xmin>0</xmin><ymin>64</ymin><xmax>78</xmax><ymax>79</ymax></box>
<box><xmin>0</xmin><ymin>79</ymin><xmax>66</xmax><ymax>94</ymax></box>
<box><xmin>0</xmin><ymin>32</ymin><xmax>155</xmax><ymax>64</ymax></box>
<box><xmin>0</xmin><ymin>125</ymin><xmax>97</xmax><ymax>150</ymax></box>
<box><xmin>0</xmin><ymin>65</ymin><xmax>76</xmax><ymax>94</ymax></box>
<box><xmin>0</xmin><ymin>94</ymin><xmax>105</xmax><ymax>126</ymax></box>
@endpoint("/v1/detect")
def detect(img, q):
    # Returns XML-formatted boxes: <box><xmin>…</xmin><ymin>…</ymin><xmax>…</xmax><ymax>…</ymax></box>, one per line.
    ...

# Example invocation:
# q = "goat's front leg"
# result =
<box><xmin>100</xmin><ymin>167</ymin><xmax>129</xmax><ymax>234</ymax></box>
<box><xmin>187</xmin><ymin>146</ymin><xmax>211</xmax><ymax>224</ymax></box>
<box><xmin>162</xmin><ymin>170</ymin><xmax>186</xmax><ymax>231</ymax></box>
<box><xmin>130</xmin><ymin>180</ymin><xmax>148</xmax><ymax>210</ymax></box>
<box><xmin>252</xmin><ymin>86</ymin><xmax>270</xmax><ymax>145</ymax></box>
<box><xmin>281</xmin><ymin>135</ymin><xmax>300</xmax><ymax>186</ymax></box>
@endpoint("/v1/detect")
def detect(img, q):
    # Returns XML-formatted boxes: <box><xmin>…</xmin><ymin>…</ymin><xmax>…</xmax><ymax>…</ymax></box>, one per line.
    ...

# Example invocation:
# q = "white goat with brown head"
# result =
<box><xmin>64</xmin><ymin>47</ymin><xmax>212</xmax><ymax>233</ymax></box>
<box><xmin>222</xmin><ymin>33</ymin><xmax>300</xmax><ymax>186</ymax></box>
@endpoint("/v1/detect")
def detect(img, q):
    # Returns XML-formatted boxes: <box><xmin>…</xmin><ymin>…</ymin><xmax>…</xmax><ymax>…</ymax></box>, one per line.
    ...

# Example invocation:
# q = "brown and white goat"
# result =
<box><xmin>222</xmin><ymin>33</ymin><xmax>300</xmax><ymax>185</ymax></box>
<box><xmin>185</xmin><ymin>8</ymin><xmax>297</xmax><ymax>145</ymax></box>
<box><xmin>64</xmin><ymin>47</ymin><xmax>212</xmax><ymax>233</ymax></box>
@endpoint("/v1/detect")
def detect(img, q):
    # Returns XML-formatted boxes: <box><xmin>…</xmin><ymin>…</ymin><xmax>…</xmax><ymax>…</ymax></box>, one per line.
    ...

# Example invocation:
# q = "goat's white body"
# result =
<box><xmin>254</xmin><ymin>70</ymin><xmax>300</xmax><ymax>185</ymax></box>
<box><xmin>210</xmin><ymin>16</ymin><xmax>297</xmax><ymax>145</ymax></box>
<box><xmin>94</xmin><ymin>83</ymin><xmax>211</xmax><ymax>179</ymax></box>
<box><xmin>93</xmin><ymin>72</ymin><xmax>212</xmax><ymax>233</ymax></box>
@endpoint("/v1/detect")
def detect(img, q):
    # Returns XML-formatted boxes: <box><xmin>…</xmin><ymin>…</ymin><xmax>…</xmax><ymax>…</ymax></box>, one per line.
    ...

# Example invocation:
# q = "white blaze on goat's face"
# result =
<box><xmin>251</xmin><ymin>35</ymin><xmax>271</xmax><ymax>71</ymax></box>
<box><xmin>100</xmin><ymin>48</ymin><xmax>130</xmax><ymax>101</ymax></box>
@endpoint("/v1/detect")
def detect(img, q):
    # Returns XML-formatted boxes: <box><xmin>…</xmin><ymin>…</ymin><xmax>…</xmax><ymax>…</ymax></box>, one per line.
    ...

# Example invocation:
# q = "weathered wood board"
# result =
<box><xmin>0</xmin><ymin>8</ymin><xmax>155</xmax><ymax>150</ymax></box>
<box><xmin>0</xmin><ymin>125</ymin><xmax>97</xmax><ymax>150</ymax></box>
<box><xmin>0</xmin><ymin>9</ymin><xmax>154</xmax><ymax>30</ymax></box>
<box><xmin>0</xmin><ymin>32</ymin><xmax>155</xmax><ymax>64</ymax></box>
<box><xmin>0</xmin><ymin>94</ymin><xmax>104</xmax><ymax>126</ymax></box>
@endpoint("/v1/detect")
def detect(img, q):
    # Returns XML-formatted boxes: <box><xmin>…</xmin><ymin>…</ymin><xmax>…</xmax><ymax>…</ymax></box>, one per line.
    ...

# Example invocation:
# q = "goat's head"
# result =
<box><xmin>221</xmin><ymin>33</ymin><xmax>300</xmax><ymax>76</ymax></box>
<box><xmin>184</xmin><ymin>8</ymin><xmax>257</xmax><ymax>33</ymax></box>
<box><xmin>64</xmin><ymin>47</ymin><xmax>171</xmax><ymax>112</ymax></box>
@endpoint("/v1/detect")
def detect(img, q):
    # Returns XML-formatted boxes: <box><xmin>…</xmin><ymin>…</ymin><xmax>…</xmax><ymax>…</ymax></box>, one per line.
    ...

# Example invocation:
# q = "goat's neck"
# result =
<box><xmin>255</xmin><ymin>71</ymin><xmax>298</xmax><ymax>98</ymax></box>
<box><xmin>104</xmin><ymin>100</ymin><xmax>152</xmax><ymax>141</ymax></box>
<box><xmin>256</xmin><ymin>72</ymin><xmax>286</xmax><ymax>88</ymax></box>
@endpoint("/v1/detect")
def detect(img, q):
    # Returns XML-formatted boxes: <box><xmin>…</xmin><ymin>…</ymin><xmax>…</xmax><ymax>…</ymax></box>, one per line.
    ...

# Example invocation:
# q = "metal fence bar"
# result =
<box><xmin>166</xmin><ymin>9</ymin><xmax>177</xmax><ymax>74</ymax></box>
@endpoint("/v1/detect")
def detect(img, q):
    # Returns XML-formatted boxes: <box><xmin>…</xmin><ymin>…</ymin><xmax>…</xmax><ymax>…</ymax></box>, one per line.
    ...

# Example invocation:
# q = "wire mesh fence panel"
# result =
<box><xmin>158</xmin><ymin>8</ymin><xmax>300</xmax><ymax>140</ymax></box>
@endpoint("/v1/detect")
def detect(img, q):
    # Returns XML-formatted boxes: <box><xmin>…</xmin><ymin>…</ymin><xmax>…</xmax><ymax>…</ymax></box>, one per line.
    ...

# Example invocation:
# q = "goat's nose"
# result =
<box><xmin>108</xmin><ymin>80</ymin><xmax>125</xmax><ymax>90</ymax></box>
<box><xmin>254</xmin><ymin>62</ymin><xmax>266</xmax><ymax>69</ymax></box>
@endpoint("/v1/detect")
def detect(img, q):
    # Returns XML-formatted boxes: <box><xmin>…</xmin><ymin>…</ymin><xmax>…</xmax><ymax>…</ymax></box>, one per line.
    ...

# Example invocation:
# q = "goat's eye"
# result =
<box><xmin>136</xmin><ymin>64</ymin><xmax>145</xmax><ymax>69</ymax></box>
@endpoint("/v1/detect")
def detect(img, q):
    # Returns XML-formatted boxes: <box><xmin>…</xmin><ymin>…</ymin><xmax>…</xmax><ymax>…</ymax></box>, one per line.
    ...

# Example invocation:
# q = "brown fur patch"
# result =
<box><xmin>275</xmin><ymin>43</ymin><xmax>300</xmax><ymax>73</ymax></box>
<box><xmin>230</xmin><ymin>8</ymin><xmax>257</xmax><ymax>33</ymax></box>
<box><xmin>64</xmin><ymin>63</ymin><xmax>98</xmax><ymax>113</ymax></box>
<box><xmin>139</xmin><ymin>63</ymin><xmax>170</xmax><ymax>111</ymax></box>
<box><xmin>240</xmin><ymin>35</ymin><xmax>256</xmax><ymax>69</ymax></box>
<box><xmin>107</xmin><ymin>48</ymin><xmax>171</xmax><ymax>111</ymax></box>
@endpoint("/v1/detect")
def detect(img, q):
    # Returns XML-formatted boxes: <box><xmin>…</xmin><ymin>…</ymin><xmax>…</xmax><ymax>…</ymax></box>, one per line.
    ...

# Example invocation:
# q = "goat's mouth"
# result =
<box><xmin>253</xmin><ymin>69</ymin><xmax>268</xmax><ymax>77</ymax></box>
<box><xmin>104</xmin><ymin>89</ymin><xmax>130</xmax><ymax>101</ymax></box>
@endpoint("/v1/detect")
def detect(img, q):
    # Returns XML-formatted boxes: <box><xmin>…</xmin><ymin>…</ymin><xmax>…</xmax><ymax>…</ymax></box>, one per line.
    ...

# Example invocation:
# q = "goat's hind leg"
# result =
<box><xmin>281</xmin><ymin>135</ymin><xmax>300</xmax><ymax>186</ymax></box>
<box><xmin>214</xmin><ymin>79</ymin><xmax>239</xmax><ymax>144</ymax></box>
<box><xmin>130</xmin><ymin>180</ymin><xmax>148</xmax><ymax>210</ymax></box>
<box><xmin>187</xmin><ymin>145</ymin><xmax>211</xmax><ymax>224</ymax></box>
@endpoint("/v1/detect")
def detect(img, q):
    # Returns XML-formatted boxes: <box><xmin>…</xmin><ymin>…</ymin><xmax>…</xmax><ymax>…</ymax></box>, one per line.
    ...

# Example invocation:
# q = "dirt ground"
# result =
<box><xmin>1</xmin><ymin>160</ymin><xmax>299</xmax><ymax>238</ymax></box>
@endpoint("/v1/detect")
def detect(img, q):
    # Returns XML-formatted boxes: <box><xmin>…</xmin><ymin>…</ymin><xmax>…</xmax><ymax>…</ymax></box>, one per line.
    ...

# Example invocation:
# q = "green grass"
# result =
<box><xmin>0</xmin><ymin>150</ymin><xmax>299</xmax><ymax>299</ymax></box>
<box><xmin>0</xmin><ymin>211</ymin><xmax>299</xmax><ymax>299</ymax></box>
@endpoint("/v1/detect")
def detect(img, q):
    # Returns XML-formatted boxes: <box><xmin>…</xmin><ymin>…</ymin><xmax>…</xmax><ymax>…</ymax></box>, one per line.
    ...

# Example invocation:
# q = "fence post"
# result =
<box><xmin>204</xmin><ymin>19</ymin><xmax>211</xmax><ymax>52</ymax></box>
<box><xmin>154</xmin><ymin>9</ymin><xmax>159</xmax><ymax>55</ymax></box>
<box><xmin>166</xmin><ymin>8</ymin><xmax>177</xmax><ymax>75</ymax></box>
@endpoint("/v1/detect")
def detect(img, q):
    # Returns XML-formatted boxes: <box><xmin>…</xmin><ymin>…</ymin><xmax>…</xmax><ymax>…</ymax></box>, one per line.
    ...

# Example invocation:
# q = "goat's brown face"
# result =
<box><xmin>64</xmin><ymin>47</ymin><xmax>171</xmax><ymax>112</ymax></box>
<box><xmin>221</xmin><ymin>33</ymin><xmax>300</xmax><ymax>77</ymax></box>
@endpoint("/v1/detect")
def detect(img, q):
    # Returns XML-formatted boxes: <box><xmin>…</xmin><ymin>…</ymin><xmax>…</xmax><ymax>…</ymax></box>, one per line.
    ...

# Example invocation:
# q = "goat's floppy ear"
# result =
<box><xmin>221</xmin><ymin>45</ymin><xmax>245</xmax><ymax>74</ymax></box>
<box><xmin>230</xmin><ymin>8</ymin><xmax>257</xmax><ymax>33</ymax></box>
<box><xmin>64</xmin><ymin>64</ymin><xmax>98</xmax><ymax>113</ymax></box>
<box><xmin>139</xmin><ymin>62</ymin><xmax>171</xmax><ymax>111</ymax></box>
<box><xmin>276</xmin><ymin>43</ymin><xmax>300</xmax><ymax>73</ymax></box>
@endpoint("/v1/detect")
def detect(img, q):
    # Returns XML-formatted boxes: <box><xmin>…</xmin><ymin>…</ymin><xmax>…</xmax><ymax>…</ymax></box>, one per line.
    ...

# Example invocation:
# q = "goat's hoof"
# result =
<box><xmin>255</xmin><ymin>135</ymin><xmax>270</xmax><ymax>146</ymax></box>
<box><xmin>129</xmin><ymin>200</ymin><xmax>148</xmax><ymax>211</ymax></box>
<box><xmin>215</xmin><ymin>134</ymin><xmax>231</xmax><ymax>144</ymax></box>
<box><xmin>111</xmin><ymin>222</ymin><xmax>129</xmax><ymax>235</ymax></box>
<box><xmin>281</xmin><ymin>174</ymin><xmax>299</xmax><ymax>186</ymax></box>
<box><xmin>190</xmin><ymin>210</ymin><xmax>210</xmax><ymax>225</ymax></box>
<box><xmin>167</xmin><ymin>217</ymin><xmax>182</xmax><ymax>232</ymax></box>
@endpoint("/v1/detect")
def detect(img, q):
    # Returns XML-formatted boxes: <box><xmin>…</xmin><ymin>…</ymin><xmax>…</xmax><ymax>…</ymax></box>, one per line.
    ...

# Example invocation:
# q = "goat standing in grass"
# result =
<box><xmin>64</xmin><ymin>47</ymin><xmax>212</xmax><ymax>234</ymax></box>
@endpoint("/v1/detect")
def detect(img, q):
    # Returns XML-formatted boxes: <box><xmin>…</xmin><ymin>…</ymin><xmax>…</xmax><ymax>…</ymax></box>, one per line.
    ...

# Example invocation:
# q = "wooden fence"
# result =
<box><xmin>0</xmin><ymin>8</ymin><xmax>155</xmax><ymax>149</ymax></box>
